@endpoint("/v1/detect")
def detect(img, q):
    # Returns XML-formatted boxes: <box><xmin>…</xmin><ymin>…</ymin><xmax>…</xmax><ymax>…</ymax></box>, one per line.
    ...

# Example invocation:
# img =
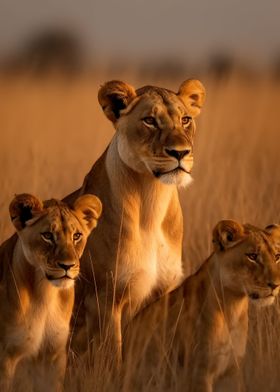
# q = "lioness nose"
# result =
<box><xmin>58</xmin><ymin>262</ymin><xmax>75</xmax><ymax>271</ymax></box>
<box><xmin>268</xmin><ymin>282</ymin><xmax>280</xmax><ymax>290</ymax></box>
<box><xmin>165</xmin><ymin>149</ymin><xmax>191</xmax><ymax>160</ymax></box>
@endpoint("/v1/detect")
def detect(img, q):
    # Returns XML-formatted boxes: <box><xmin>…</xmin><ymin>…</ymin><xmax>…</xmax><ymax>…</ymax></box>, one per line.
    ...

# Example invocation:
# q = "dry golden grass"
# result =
<box><xmin>0</xmin><ymin>72</ymin><xmax>280</xmax><ymax>391</ymax></box>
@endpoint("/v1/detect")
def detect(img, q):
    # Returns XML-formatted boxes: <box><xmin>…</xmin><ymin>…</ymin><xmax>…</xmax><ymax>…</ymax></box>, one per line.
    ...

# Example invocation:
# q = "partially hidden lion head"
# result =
<box><xmin>98</xmin><ymin>79</ymin><xmax>206</xmax><ymax>187</ymax></box>
<box><xmin>212</xmin><ymin>220</ymin><xmax>280</xmax><ymax>306</ymax></box>
<box><xmin>9</xmin><ymin>193</ymin><xmax>102</xmax><ymax>289</ymax></box>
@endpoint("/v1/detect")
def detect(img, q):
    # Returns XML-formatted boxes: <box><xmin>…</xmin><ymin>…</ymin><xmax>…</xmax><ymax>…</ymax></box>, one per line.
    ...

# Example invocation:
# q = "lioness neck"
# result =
<box><xmin>105</xmin><ymin>135</ymin><xmax>180</xmax><ymax>231</ymax></box>
<box><xmin>183</xmin><ymin>254</ymin><xmax>249</xmax><ymax>324</ymax></box>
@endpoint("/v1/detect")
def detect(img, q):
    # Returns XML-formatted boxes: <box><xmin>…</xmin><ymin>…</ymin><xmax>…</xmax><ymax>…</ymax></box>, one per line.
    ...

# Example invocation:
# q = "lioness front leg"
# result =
<box><xmin>188</xmin><ymin>367</ymin><xmax>214</xmax><ymax>392</ymax></box>
<box><xmin>106</xmin><ymin>305</ymin><xmax>123</xmax><ymax>366</ymax></box>
<box><xmin>82</xmin><ymin>291</ymin><xmax>124</xmax><ymax>368</ymax></box>
<box><xmin>32</xmin><ymin>349</ymin><xmax>66</xmax><ymax>392</ymax></box>
<box><xmin>0</xmin><ymin>350</ymin><xmax>21</xmax><ymax>392</ymax></box>
<box><xmin>92</xmin><ymin>306</ymin><xmax>123</xmax><ymax>370</ymax></box>
<box><xmin>216</xmin><ymin>364</ymin><xmax>244</xmax><ymax>392</ymax></box>
<box><xmin>190</xmin><ymin>378</ymin><xmax>214</xmax><ymax>392</ymax></box>
<box><xmin>188</xmin><ymin>354</ymin><xmax>215</xmax><ymax>392</ymax></box>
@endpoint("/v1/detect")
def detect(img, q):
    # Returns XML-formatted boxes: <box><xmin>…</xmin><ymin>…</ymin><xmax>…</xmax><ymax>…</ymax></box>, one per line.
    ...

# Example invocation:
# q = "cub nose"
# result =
<box><xmin>165</xmin><ymin>149</ymin><xmax>191</xmax><ymax>160</ymax></box>
<box><xmin>268</xmin><ymin>282</ymin><xmax>280</xmax><ymax>290</ymax></box>
<box><xmin>58</xmin><ymin>262</ymin><xmax>75</xmax><ymax>271</ymax></box>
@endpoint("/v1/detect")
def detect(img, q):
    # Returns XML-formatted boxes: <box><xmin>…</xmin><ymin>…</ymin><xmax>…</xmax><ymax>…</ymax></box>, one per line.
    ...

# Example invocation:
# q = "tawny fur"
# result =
<box><xmin>64</xmin><ymin>79</ymin><xmax>206</xmax><ymax>361</ymax></box>
<box><xmin>0</xmin><ymin>193</ymin><xmax>101</xmax><ymax>391</ymax></box>
<box><xmin>123</xmin><ymin>220</ymin><xmax>280</xmax><ymax>392</ymax></box>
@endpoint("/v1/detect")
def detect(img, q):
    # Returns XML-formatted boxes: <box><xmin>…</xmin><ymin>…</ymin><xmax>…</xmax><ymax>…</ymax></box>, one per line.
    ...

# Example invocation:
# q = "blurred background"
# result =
<box><xmin>0</xmin><ymin>0</ymin><xmax>280</xmax><ymax>77</ymax></box>
<box><xmin>1</xmin><ymin>2</ymin><xmax>280</xmax><ymax>390</ymax></box>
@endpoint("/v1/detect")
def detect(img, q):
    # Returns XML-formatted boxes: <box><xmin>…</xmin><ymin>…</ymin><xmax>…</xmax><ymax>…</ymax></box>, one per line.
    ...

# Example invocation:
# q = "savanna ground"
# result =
<box><xmin>0</xmin><ymin>70</ymin><xmax>280</xmax><ymax>391</ymax></box>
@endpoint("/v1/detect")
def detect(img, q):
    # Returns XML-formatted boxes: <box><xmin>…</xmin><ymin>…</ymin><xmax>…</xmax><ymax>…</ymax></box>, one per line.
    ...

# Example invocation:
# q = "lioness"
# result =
<box><xmin>65</xmin><ymin>79</ymin><xmax>206</xmax><ymax>359</ymax></box>
<box><xmin>123</xmin><ymin>220</ymin><xmax>280</xmax><ymax>392</ymax></box>
<box><xmin>0</xmin><ymin>193</ymin><xmax>102</xmax><ymax>391</ymax></box>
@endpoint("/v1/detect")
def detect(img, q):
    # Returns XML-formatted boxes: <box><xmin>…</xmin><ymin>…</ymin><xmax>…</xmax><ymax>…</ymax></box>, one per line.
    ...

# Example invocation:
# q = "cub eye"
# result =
<box><xmin>181</xmin><ymin>116</ymin><xmax>192</xmax><ymax>127</ymax></box>
<box><xmin>41</xmin><ymin>232</ymin><xmax>54</xmax><ymax>242</ymax></box>
<box><xmin>73</xmin><ymin>232</ymin><xmax>82</xmax><ymax>242</ymax></box>
<box><xmin>143</xmin><ymin>117</ymin><xmax>157</xmax><ymax>127</ymax></box>
<box><xmin>275</xmin><ymin>254</ymin><xmax>280</xmax><ymax>263</ymax></box>
<box><xmin>246</xmin><ymin>253</ymin><xmax>258</xmax><ymax>262</ymax></box>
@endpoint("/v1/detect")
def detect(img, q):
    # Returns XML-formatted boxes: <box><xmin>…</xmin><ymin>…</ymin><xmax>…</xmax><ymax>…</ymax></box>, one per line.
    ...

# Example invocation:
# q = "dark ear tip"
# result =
<box><xmin>10</xmin><ymin>193</ymin><xmax>43</xmax><ymax>211</ymax></box>
<box><xmin>266</xmin><ymin>224</ymin><xmax>279</xmax><ymax>230</ymax></box>
<box><xmin>98</xmin><ymin>80</ymin><xmax>135</xmax><ymax>101</ymax></box>
<box><xmin>265</xmin><ymin>224</ymin><xmax>280</xmax><ymax>240</ymax></box>
<box><xmin>98</xmin><ymin>80</ymin><xmax>137</xmax><ymax>123</ymax></box>
<box><xmin>9</xmin><ymin>194</ymin><xmax>43</xmax><ymax>230</ymax></box>
<box><xmin>212</xmin><ymin>219</ymin><xmax>244</xmax><ymax>251</ymax></box>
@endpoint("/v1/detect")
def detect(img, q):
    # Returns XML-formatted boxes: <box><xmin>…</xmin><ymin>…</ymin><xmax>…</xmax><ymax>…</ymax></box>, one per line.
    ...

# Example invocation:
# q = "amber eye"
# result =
<box><xmin>182</xmin><ymin>116</ymin><xmax>192</xmax><ymax>127</ymax></box>
<box><xmin>275</xmin><ymin>254</ymin><xmax>280</xmax><ymax>263</ymax></box>
<box><xmin>41</xmin><ymin>232</ymin><xmax>54</xmax><ymax>242</ymax></box>
<box><xmin>73</xmin><ymin>232</ymin><xmax>82</xmax><ymax>242</ymax></box>
<box><xmin>142</xmin><ymin>117</ymin><xmax>157</xmax><ymax>127</ymax></box>
<box><xmin>246</xmin><ymin>253</ymin><xmax>258</xmax><ymax>262</ymax></box>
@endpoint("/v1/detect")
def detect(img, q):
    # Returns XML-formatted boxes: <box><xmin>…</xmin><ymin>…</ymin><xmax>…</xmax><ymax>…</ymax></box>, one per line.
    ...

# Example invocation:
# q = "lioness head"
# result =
<box><xmin>98</xmin><ymin>79</ymin><xmax>206</xmax><ymax>187</ymax></box>
<box><xmin>212</xmin><ymin>220</ymin><xmax>280</xmax><ymax>306</ymax></box>
<box><xmin>9</xmin><ymin>193</ymin><xmax>102</xmax><ymax>289</ymax></box>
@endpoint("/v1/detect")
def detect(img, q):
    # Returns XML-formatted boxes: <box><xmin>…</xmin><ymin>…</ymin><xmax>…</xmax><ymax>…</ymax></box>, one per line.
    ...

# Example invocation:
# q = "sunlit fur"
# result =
<box><xmin>115</xmin><ymin>87</ymin><xmax>199</xmax><ymax>187</ymax></box>
<box><xmin>64</xmin><ymin>79</ymin><xmax>205</xmax><ymax>362</ymax></box>
<box><xmin>124</xmin><ymin>220</ymin><xmax>280</xmax><ymax>391</ymax></box>
<box><xmin>0</xmin><ymin>193</ymin><xmax>101</xmax><ymax>391</ymax></box>
<box><xmin>159</xmin><ymin>169</ymin><xmax>194</xmax><ymax>188</ymax></box>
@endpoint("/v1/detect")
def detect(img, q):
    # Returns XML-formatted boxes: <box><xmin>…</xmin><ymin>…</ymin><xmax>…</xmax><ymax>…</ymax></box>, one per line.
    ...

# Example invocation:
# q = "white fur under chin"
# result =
<box><xmin>250</xmin><ymin>296</ymin><xmax>275</xmax><ymax>307</ymax></box>
<box><xmin>159</xmin><ymin>171</ymin><xmax>193</xmax><ymax>188</ymax></box>
<box><xmin>50</xmin><ymin>278</ymin><xmax>74</xmax><ymax>289</ymax></box>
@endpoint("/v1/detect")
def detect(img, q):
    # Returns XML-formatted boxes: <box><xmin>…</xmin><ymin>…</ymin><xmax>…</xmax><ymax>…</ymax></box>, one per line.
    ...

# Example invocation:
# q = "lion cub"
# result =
<box><xmin>0</xmin><ymin>193</ymin><xmax>102</xmax><ymax>391</ymax></box>
<box><xmin>124</xmin><ymin>220</ymin><xmax>280</xmax><ymax>391</ymax></box>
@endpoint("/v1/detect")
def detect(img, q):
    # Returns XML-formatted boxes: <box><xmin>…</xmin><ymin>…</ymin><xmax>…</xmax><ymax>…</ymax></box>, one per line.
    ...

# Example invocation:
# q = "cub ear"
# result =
<box><xmin>265</xmin><ymin>224</ymin><xmax>280</xmax><ymax>247</ymax></box>
<box><xmin>177</xmin><ymin>79</ymin><xmax>206</xmax><ymax>118</ymax></box>
<box><xmin>9</xmin><ymin>193</ymin><xmax>44</xmax><ymax>231</ymax></box>
<box><xmin>98</xmin><ymin>80</ymin><xmax>137</xmax><ymax>123</ymax></box>
<box><xmin>73</xmin><ymin>194</ymin><xmax>102</xmax><ymax>233</ymax></box>
<box><xmin>212</xmin><ymin>220</ymin><xmax>245</xmax><ymax>252</ymax></box>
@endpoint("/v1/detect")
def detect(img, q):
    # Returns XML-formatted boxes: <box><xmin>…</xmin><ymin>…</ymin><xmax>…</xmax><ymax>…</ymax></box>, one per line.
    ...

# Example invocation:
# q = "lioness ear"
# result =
<box><xmin>98</xmin><ymin>80</ymin><xmax>137</xmax><ymax>123</ymax></box>
<box><xmin>177</xmin><ymin>79</ymin><xmax>206</xmax><ymax>118</ymax></box>
<box><xmin>265</xmin><ymin>224</ymin><xmax>280</xmax><ymax>247</ymax></box>
<box><xmin>74</xmin><ymin>194</ymin><xmax>102</xmax><ymax>232</ymax></box>
<box><xmin>212</xmin><ymin>220</ymin><xmax>245</xmax><ymax>252</ymax></box>
<box><xmin>9</xmin><ymin>193</ymin><xmax>44</xmax><ymax>231</ymax></box>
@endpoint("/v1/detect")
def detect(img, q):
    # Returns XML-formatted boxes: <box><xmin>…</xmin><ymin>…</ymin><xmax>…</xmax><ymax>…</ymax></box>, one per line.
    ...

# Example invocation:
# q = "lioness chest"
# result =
<box><xmin>205</xmin><ymin>311</ymin><xmax>248</xmax><ymax>380</ymax></box>
<box><xmin>118</xmin><ymin>228</ymin><xmax>183</xmax><ymax>308</ymax></box>
<box><xmin>3</xmin><ymin>291</ymin><xmax>69</xmax><ymax>358</ymax></box>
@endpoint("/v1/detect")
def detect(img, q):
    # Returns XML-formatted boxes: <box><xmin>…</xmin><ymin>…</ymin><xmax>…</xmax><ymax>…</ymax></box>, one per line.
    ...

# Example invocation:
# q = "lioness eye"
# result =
<box><xmin>246</xmin><ymin>253</ymin><xmax>258</xmax><ymax>262</ymax></box>
<box><xmin>275</xmin><ymin>254</ymin><xmax>280</xmax><ymax>263</ymax></box>
<box><xmin>73</xmin><ymin>232</ymin><xmax>82</xmax><ymax>241</ymax></box>
<box><xmin>143</xmin><ymin>117</ymin><xmax>157</xmax><ymax>127</ymax></box>
<box><xmin>41</xmin><ymin>232</ymin><xmax>54</xmax><ymax>242</ymax></box>
<box><xmin>182</xmin><ymin>116</ymin><xmax>192</xmax><ymax>127</ymax></box>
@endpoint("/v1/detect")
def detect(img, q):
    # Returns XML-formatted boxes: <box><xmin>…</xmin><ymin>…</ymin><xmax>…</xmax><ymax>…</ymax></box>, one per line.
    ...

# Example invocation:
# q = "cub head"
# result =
<box><xmin>98</xmin><ymin>79</ymin><xmax>206</xmax><ymax>187</ymax></box>
<box><xmin>212</xmin><ymin>220</ymin><xmax>280</xmax><ymax>306</ymax></box>
<box><xmin>9</xmin><ymin>193</ymin><xmax>102</xmax><ymax>289</ymax></box>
